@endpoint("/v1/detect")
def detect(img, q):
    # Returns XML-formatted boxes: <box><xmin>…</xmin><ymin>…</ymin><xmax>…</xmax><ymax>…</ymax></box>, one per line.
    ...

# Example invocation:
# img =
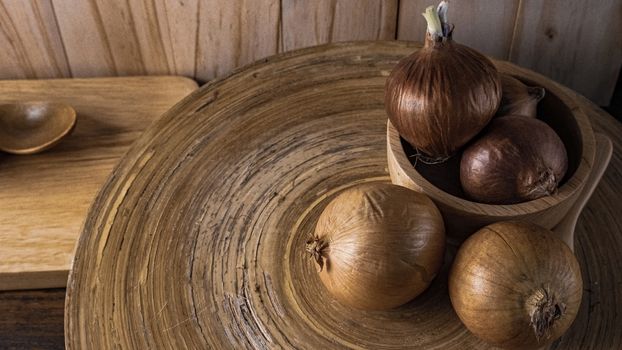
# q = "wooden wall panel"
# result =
<box><xmin>0</xmin><ymin>0</ymin><xmax>70</xmax><ymax>79</ymax></box>
<box><xmin>281</xmin><ymin>0</ymin><xmax>398</xmax><ymax>51</ymax></box>
<box><xmin>126</xmin><ymin>0</ymin><xmax>198</xmax><ymax>77</ymax></box>
<box><xmin>195</xmin><ymin>0</ymin><xmax>280</xmax><ymax>82</ymax></box>
<box><xmin>52</xmin><ymin>0</ymin><xmax>197</xmax><ymax>77</ymax></box>
<box><xmin>397</xmin><ymin>0</ymin><xmax>520</xmax><ymax>60</ymax></box>
<box><xmin>509</xmin><ymin>0</ymin><xmax>622</xmax><ymax>106</ymax></box>
<box><xmin>52</xmin><ymin>0</ymin><xmax>142</xmax><ymax>76</ymax></box>
<box><xmin>0</xmin><ymin>1</ymin><xmax>620</xmax><ymax>105</ymax></box>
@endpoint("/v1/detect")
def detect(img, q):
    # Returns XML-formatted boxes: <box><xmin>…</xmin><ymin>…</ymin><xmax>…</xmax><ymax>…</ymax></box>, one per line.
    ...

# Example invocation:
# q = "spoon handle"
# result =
<box><xmin>552</xmin><ymin>133</ymin><xmax>613</xmax><ymax>252</ymax></box>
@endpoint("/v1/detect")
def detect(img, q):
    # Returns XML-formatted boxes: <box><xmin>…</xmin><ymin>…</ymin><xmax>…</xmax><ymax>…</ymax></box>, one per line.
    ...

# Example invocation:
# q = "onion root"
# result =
<box><xmin>526</xmin><ymin>167</ymin><xmax>558</xmax><ymax>199</ymax></box>
<box><xmin>527</xmin><ymin>287</ymin><xmax>566</xmax><ymax>341</ymax></box>
<box><xmin>306</xmin><ymin>237</ymin><xmax>328</xmax><ymax>272</ymax></box>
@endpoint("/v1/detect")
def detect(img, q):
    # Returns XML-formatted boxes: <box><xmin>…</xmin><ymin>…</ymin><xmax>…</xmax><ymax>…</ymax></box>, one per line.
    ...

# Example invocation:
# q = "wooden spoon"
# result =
<box><xmin>552</xmin><ymin>133</ymin><xmax>613</xmax><ymax>252</ymax></box>
<box><xmin>0</xmin><ymin>101</ymin><xmax>76</xmax><ymax>154</ymax></box>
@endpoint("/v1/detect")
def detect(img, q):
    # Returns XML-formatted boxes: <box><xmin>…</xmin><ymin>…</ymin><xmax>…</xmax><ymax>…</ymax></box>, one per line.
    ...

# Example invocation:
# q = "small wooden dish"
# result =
<box><xmin>0</xmin><ymin>101</ymin><xmax>76</xmax><ymax>154</ymax></box>
<box><xmin>387</xmin><ymin>67</ymin><xmax>596</xmax><ymax>241</ymax></box>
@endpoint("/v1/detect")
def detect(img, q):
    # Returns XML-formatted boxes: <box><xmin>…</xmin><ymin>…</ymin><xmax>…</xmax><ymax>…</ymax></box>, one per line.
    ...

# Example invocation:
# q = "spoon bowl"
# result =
<box><xmin>0</xmin><ymin>101</ymin><xmax>76</xmax><ymax>154</ymax></box>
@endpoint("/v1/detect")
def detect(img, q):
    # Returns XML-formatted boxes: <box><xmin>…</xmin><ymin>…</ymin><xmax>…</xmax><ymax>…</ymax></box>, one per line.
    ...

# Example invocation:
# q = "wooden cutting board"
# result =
<box><xmin>65</xmin><ymin>42</ymin><xmax>622</xmax><ymax>349</ymax></box>
<box><xmin>0</xmin><ymin>76</ymin><xmax>198</xmax><ymax>290</ymax></box>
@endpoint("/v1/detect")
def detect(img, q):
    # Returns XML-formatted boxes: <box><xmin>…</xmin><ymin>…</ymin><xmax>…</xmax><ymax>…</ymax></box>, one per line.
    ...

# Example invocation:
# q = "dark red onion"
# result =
<box><xmin>384</xmin><ymin>2</ymin><xmax>501</xmax><ymax>162</ymax></box>
<box><xmin>460</xmin><ymin>115</ymin><xmax>568</xmax><ymax>204</ymax></box>
<box><xmin>496</xmin><ymin>73</ymin><xmax>546</xmax><ymax>118</ymax></box>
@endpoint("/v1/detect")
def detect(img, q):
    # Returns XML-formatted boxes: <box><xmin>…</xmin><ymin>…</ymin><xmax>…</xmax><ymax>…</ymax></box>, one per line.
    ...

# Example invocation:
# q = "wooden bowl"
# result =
<box><xmin>387</xmin><ymin>65</ymin><xmax>596</xmax><ymax>242</ymax></box>
<box><xmin>0</xmin><ymin>101</ymin><xmax>76</xmax><ymax>154</ymax></box>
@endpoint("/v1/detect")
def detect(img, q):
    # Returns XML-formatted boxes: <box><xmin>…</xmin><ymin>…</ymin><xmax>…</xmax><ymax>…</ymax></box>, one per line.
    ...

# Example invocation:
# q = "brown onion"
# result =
<box><xmin>496</xmin><ymin>73</ymin><xmax>546</xmax><ymax>118</ymax></box>
<box><xmin>449</xmin><ymin>221</ymin><xmax>582</xmax><ymax>349</ymax></box>
<box><xmin>384</xmin><ymin>2</ymin><xmax>501</xmax><ymax>161</ymax></box>
<box><xmin>305</xmin><ymin>183</ymin><xmax>445</xmax><ymax>310</ymax></box>
<box><xmin>460</xmin><ymin>115</ymin><xmax>567</xmax><ymax>204</ymax></box>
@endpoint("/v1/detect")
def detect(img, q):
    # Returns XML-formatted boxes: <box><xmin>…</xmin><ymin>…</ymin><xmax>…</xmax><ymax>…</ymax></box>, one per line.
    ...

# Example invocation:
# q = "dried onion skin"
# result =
<box><xmin>306</xmin><ymin>183</ymin><xmax>445</xmax><ymax>310</ymax></box>
<box><xmin>496</xmin><ymin>73</ymin><xmax>546</xmax><ymax>118</ymax></box>
<box><xmin>460</xmin><ymin>115</ymin><xmax>568</xmax><ymax>204</ymax></box>
<box><xmin>449</xmin><ymin>221</ymin><xmax>582</xmax><ymax>349</ymax></box>
<box><xmin>385</xmin><ymin>28</ymin><xmax>501</xmax><ymax>161</ymax></box>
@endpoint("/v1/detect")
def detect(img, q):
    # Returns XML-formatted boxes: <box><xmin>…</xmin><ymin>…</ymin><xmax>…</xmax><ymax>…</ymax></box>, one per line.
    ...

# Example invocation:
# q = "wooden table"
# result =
<box><xmin>64</xmin><ymin>42</ymin><xmax>622</xmax><ymax>349</ymax></box>
<box><xmin>0</xmin><ymin>76</ymin><xmax>197</xmax><ymax>347</ymax></box>
<box><xmin>3</xmin><ymin>43</ymin><xmax>620</xmax><ymax>349</ymax></box>
<box><xmin>0</xmin><ymin>76</ymin><xmax>198</xmax><ymax>290</ymax></box>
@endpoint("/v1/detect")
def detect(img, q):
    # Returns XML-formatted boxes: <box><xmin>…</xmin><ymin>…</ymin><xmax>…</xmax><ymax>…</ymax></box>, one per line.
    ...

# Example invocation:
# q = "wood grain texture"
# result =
<box><xmin>0</xmin><ymin>0</ymin><xmax>70</xmax><ymax>79</ymax></box>
<box><xmin>397</xmin><ymin>0</ymin><xmax>520</xmax><ymax>59</ymax></box>
<box><xmin>52</xmin><ymin>0</ymin><xmax>198</xmax><ymax>77</ymax></box>
<box><xmin>509</xmin><ymin>0</ymin><xmax>622</xmax><ymax>105</ymax></box>
<box><xmin>195</xmin><ymin>0</ymin><xmax>280</xmax><ymax>81</ymax></box>
<box><xmin>281</xmin><ymin>0</ymin><xmax>398</xmax><ymax>51</ymax></box>
<box><xmin>65</xmin><ymin>42</ymin><xmax>622</xmax><ymax>349</ymax></box>
<box><xmin>1</xmin><ymin>1</ymin><xmax>620</xmax><ymax>103</ymax></box>
<box><xmin>0</xmin><ymin>288</ymin><xmax>65</xmax><ymax>349</ymax></box>
<box><xmin>555</xmin><ymin>94</ymin><xmax>622</xmax><ymax>350</ymax></box>
<box><xmin>552</xmin><ymin>134</ymin><xmax>612</xmax><ymax>251</ymax></box>
<box><xmin>51</xmin><ymin>0</ymin><xmax>141</xmax><ymax>76</ymax></box>
<box><xmin>126</xmin><ymin>0</ymin><xmax>199</xmax><ymax>77</ymax></box>
<box><xmin>0</xmin><ymin>76</ymin><xmax>198</xmax><ymax>291</ymax></box>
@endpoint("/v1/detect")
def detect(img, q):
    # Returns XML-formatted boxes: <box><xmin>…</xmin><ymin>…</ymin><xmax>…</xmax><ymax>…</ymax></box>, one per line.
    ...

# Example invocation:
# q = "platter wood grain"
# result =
<box><xmin>65</xmin><ymin>42</ymin><xmax>622</xmax><ymax>349</ymax></box>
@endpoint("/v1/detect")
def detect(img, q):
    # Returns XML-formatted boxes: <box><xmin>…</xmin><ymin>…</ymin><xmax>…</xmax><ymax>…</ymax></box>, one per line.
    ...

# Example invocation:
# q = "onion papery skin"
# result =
<box><xmin>307</xmin><ymin>183</ymin><xmax>445</xmax><ymax>310</ymax></box>
<box><xmin>460</xmin><ymin>115</ymin><xmax>568</xmax><ymax>204</ymax></box>
<box><xmin>449</xmin><ymin>221</ymin><xmax>582</xmax><ymax>349</ymax></box>
<box><xmin>385</xmin><ymin>33</ymin><xmax>502</xmax><ymax>161</ymax></box>
<box><xmin>496</xmin><ymin>73</ymin><xmax>546</xmax><ymax>118</ymax></box>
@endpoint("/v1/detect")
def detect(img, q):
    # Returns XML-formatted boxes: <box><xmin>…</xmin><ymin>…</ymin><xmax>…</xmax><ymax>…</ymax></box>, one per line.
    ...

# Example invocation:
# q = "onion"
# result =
<box><xmin>305</xmin><ymin>183</ymin><xmax>445</xmax><ymax>310</ymax></box>
<box><xmin>384</xmin><ymin>1</ymin><xmax>501</xmax><ymax>162</ymax></box>
<box><xmin>496</xmin><ymin>73</ymin><xmax>545</xmax><ymax>118</ymax></box>
<box><xmin>460</xmin><ymin>115</ymin><xmax>568</xmax><ymax>204</ymax></box>
<box><xmin>449</xmin><ymin>221</ymin><xmax>582</xmax><ymax>349</ymax></box>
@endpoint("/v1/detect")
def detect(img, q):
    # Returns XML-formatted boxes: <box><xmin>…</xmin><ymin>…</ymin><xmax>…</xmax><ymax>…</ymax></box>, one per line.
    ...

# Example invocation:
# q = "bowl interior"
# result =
<box><xmin>400</xmin><ymin>76</ymin><xmax>583</xmax><ymax>201</ymax></box>
<box><xmin>0</xmin><ymin>102</ymin><xmax>76</xmax><ymax>153</ymax></box>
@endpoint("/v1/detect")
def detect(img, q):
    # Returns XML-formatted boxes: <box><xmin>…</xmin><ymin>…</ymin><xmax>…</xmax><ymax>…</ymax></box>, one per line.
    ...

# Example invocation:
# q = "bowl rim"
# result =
<box><xmin>387</xmin><ymin>60</ymin><xmax>596</xmax><ymax>216</ymax></box>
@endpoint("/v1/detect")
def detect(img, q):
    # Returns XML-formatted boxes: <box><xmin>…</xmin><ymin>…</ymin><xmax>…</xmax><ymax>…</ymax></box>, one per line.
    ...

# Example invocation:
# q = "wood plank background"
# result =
<box><xmin>0</xmin><ymin>0</ymin><xmax>620</xmax><ymax>105</ymax></box>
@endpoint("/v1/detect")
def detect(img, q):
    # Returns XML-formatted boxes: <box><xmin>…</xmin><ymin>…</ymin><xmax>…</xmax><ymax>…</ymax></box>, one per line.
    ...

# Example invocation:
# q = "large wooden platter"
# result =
<box><xmin>0</xmin><ymin>76</ymin><xmax>198</xmax><ymax>290</ymax></box>
<box><xmin>65</xmin><ymin>42</ymin><xmax>622</xmax><ymax>349</ymax></box>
